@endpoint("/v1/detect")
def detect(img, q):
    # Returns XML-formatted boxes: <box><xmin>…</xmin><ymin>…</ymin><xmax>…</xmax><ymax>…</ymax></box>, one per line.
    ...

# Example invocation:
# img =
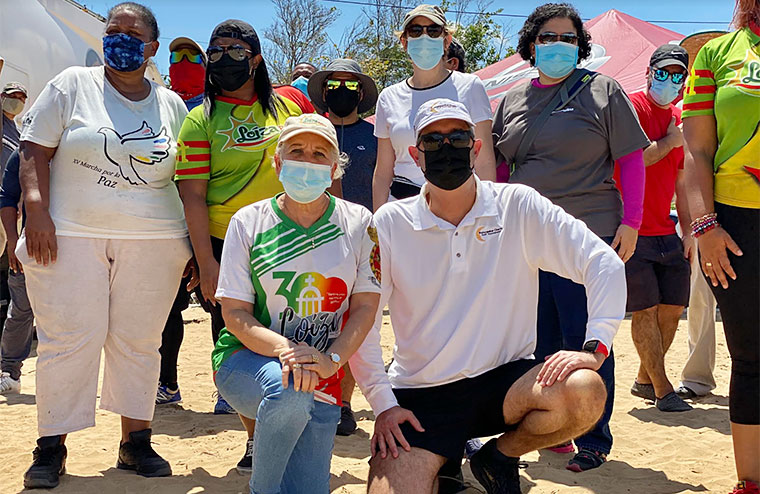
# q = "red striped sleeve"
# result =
<box><xmin>691</xmin><ymin>85</ymin><xmax>716</xmax><ymax>94</ymax></box>
<box><xmin>176</xmin><ymin>166</ymin><xmax>211</xmax><ymax>176</ymax></box>
<box><xmin>182</xmin><ymin>140</ymin><xmax>210</xmax><ymax>148</ymax></box>
<box><xmin>183</xmin><ymin>153</ymin><xmax>211</xmax><ymax>162</ymax></box>
<box><xmin>693</xmin><ymin>69</ymin><xmax>714</xmax><ymax>79</ymax></box>
<box><xmin>683</xmin><ymin>100</ymin><xmax>714</xmax><ymax>112</ymax></box>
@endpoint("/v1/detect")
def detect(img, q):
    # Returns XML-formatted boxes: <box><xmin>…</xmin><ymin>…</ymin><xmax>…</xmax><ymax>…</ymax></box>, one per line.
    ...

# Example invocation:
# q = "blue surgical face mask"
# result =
<box><xmin>103</xmin><ymin>33</ymin><xmax>146</xmax><ymax>72</ymax></box>
<box><xmin>649</xmin><ymin>77</ymin><xmax>682</xmax><ymax>106</ymax></box>
<box><xmin>407</xmin><ymin>34</ymin><xmax>445</xmax><ymax>71</ymax></box>
<box><xmin>534</xmin><ymin>41</ymin><xmax>578</xmax><ymax>79</ymax></box>
<box><xmin>279</xmin><ymin>159</ymin><xmax>333</xmax><ymax>204</ymax></box>
<box><xmin>292</xmin><ymin>76</ymin><xmax>310</xmax><ymax>99</ymax></box>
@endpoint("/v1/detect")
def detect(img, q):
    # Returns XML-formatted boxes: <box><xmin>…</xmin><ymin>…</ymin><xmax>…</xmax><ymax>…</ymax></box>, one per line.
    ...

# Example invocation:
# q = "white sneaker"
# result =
<box><xmin>0</xmin><ymin>371</ymin><xmax>20</xmax><ymax>394</ymax></box>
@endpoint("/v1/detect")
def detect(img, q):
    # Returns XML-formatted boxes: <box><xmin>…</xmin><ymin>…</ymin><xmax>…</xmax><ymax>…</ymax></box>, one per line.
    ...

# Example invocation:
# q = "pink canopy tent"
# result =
<box><xmin>476</xmin><ymin>9</ymin><xmax>685</xmax><ymax>110</ymax></box>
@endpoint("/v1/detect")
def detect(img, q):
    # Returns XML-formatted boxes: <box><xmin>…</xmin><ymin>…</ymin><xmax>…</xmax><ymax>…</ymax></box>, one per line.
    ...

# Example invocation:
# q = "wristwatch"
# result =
<box><xmin>582</xmin><ymin>340</ymin><xmax>609</xmax><ymax>359</ymax></box>
<box><xmin>328</xmin><ymin>352</ymin><xmax>342</xmax><ymax>367</ymax></box>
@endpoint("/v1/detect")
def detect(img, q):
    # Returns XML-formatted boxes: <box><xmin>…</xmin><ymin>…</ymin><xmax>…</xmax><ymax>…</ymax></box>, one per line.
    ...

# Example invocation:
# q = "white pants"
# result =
<box><xmin>18</xmin><ymin>236</ymin><xmax>191</xmax><ymax>437</ymax></box>
<box><xmin>679</xmin><ymin>243</ymin><xmax>717</xmax><ymax>395</ymax></box>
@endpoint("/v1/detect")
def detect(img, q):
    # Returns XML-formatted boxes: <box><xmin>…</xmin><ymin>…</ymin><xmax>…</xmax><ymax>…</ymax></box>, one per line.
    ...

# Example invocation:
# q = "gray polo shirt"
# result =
<box><xmin>492</xmin><ymin>74</ymin><xmax>649</xmax><ymax>237</ymax></box>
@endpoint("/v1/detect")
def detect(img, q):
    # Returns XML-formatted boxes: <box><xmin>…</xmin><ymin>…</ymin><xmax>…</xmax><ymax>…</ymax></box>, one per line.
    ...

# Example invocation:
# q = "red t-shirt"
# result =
<box><xmin>614</xmin><ymin>91</ymin><xmax>683</xmax><ymax>236</ymax></box>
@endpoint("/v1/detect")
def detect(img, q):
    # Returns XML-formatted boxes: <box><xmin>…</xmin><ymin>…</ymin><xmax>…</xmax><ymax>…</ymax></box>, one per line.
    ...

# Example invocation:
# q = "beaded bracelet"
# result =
<box><xmin>691</xmin><ymin>213</ymin><xmax>719</xmax><ymax>238</ymax></box>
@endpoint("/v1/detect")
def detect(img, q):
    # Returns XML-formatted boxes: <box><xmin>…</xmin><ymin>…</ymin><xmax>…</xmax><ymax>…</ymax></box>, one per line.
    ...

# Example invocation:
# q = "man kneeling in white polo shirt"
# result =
<box><xmin>350</xmin><ymin>98</ymin><xmax>627</xmax><ymax>494</ymax></box>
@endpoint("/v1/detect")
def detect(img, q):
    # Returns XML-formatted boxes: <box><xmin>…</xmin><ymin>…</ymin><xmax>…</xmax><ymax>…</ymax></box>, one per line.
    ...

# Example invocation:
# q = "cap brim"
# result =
<box><xmin>653</xmin><ymin>58</ymin><xmax>688</xmax><ymax>70</ymax></box>
<box><xmin>2</xmin><ymin>88</ymin><xmax>26</xmax><ymax>96</ymax></box>
<box><xmin>170</xmin><ymin>37</ymin><xmax>207</xmax><ymax>63</ymax></box>
<box><xmin>280</xmin><ymin>127</ymin><xmax>339</xmax><ymax>153</ymax></box>
<box><xmin>307</xmin><ymin>69</ymin><xmax>378</xmax><ymax>114</ymax></box>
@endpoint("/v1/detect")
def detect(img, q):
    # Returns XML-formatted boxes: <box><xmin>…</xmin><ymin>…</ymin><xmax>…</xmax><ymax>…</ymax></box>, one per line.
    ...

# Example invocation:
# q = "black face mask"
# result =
<box><xmin>325</xmin><ymin>86</ymin><xmax>360</xmax><ymax>118</ymax></box>
<box><xmin>422</xmin><ymin>143</ymin><xmax>473</xmax><ymax>190</ymax></box>
<box><xmin>208</xmin><ymin>54</ymin><xmax>252</xmax><ymax>92</ymax></box>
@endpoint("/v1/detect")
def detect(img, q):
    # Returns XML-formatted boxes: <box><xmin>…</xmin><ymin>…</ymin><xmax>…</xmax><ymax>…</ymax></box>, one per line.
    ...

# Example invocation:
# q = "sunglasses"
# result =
<box><xmin>207</xmin><ymin>44</ymin><xmax>253</xmax><ymax>63</ymax></box>
<box><xmin>417</xmin><ymin>130</ymin><xmax>474</xmax><ymax>152</ymax></box>
<box><xmin>170</xmin><ymin>48</ymin><xmax>203</xmax><ymax>64</ymax></box>
<box><xmin>405</xmin><ymin>24</ymin><xmax>445</xmax><ymax>39</ymax></box>
<box><xmin>652</xmin><ymin>68</ymin><xmax>686</xmax><ymax>85</ymax></box>
<box><xmin>326</xmin><ymin>80</ymin><xmax>360</xmax><ymax>91</ymax></box>
<box><xmin>536</xmin><ymin>32</ymin><xmax>579</xmax><ymax>45</ymax></box>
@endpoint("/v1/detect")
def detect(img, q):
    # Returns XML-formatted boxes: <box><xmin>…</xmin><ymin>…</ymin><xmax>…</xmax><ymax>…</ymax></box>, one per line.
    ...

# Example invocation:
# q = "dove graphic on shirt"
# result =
<box><xmin>98</xmin><ymin>121</ymin><xmax>171</xmax><ymax>185</ymax></box>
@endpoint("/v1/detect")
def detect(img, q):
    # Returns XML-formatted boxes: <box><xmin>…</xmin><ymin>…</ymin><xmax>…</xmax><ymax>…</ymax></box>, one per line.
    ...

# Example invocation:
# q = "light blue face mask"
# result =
<box><xmin>291</xmin><ymin>76</ymin><xmax>310</xmax><ymax>99</ymax></box>
<box><xmin>649</xmin><ymin>78</ymin><xmax>683</xmax><ymax>106</ymax></box>
<box><xmin>279</xmin><ymin>159</ymin><xmax>333</xmax><ymax>204</ymax></box>
<box><xmin>407</xmin><ymin>34</ymin><xmax>445</xmax><ymax>71</ymax></box>
<box><xmin>534</xmin><ymin>41</ymin><xmax>579</xmax><ymax>79</ymax></box>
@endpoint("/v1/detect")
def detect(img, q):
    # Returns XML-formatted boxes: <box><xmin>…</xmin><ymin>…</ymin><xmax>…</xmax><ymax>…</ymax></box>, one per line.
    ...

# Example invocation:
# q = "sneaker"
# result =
<box><xmin>236</xmin><ymin>438</ymin><xmax>253</xmax><ymax>475</ymax></box>
<box><xmin>675</xmin><ymin>385</ymin><xmax>698</xmax><ymax>399</ymax></box>
<box><xmin>469</xmin><ymin>438</ymin><xmax>522</xmax><ymax>494</ymax></box>
<box><xmin>655</xmin><ymin>391</ymin><xmax>693</xmax><ymax>412</ymax></box>
<box><xmin>23</xmin><ymin>436</ymin><xmax>67</xmax><ymax>489</ymax></box>
<box><xmin>117</xmin><ymin>429</ymin><xmax>172</xmax><ymax>477</ymax></box>
<box><xmin>546</xmin><ymin>441</ymin><xmax>575</xmax><ymax>454</ymax></box>
<box><xmin>214</xmin><ymin>394</ymin><xmax>236</xmax><ymax>415</ymax></box>
<box><xmin>0</xmin><ymin>371</ymin><xmax>20</xmax><ymax>394</ymax></box>
<box><xmin>464</xmin><ymin>438</ymin><xmax>483</xmax><ymax>459</ymax></box>
<box><xmin>566</xmin><ymin>448</ymin><xmax>607</xmax><ymax>472</ymax></box>
<box><xmin>731</xmin><ymin>481</ymin><xmax>760</xmax><ymax>494</ymax></box>
<box><xmin>156</xmin><ymin>384</ymin><xmax>182</xmax><ymax>405</ymax></box>
<box><xmin>336</xmin><ymin>404</ymin><xmax>357</xmax><ymax>436</ymax></box>
<box><xmin>630</xmin><ymin>381</ymin><xmax>656</xmax><ymax>401</ymax></box>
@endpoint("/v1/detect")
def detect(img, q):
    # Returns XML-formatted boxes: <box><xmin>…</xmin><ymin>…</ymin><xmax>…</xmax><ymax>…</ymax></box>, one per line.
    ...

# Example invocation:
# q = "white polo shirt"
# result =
<box><xmin>350</xmin><ymin>177</ymin><xmax>626</xmax><ymax>415</ymax></box>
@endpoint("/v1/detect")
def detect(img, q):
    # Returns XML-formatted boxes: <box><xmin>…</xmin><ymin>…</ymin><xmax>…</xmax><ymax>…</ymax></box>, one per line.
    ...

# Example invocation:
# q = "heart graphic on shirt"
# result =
<box><xmin>322</xmin><ymin>277</ymin><xmax>348</xmax><ymax>312</ymax></box>
<box><xmin>287</xmin><ymin>272</ymin><xmax>348</xmax><ymax>317</ymax></box>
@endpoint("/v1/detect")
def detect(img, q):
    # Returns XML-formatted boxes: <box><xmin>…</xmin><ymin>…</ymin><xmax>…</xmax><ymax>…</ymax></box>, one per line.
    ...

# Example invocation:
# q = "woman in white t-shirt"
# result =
<box><xmin>372</xmin><ymin>4</ymin><xmax>496</xmax><ymax>210</ymax></box>
<box><xmin>17</xmin><ymin>3</ymin><xmax>194</xmax><ymax>488</ymax></box>
<box><xmin>213</xmin><ymin>114</ymin><xmax>380</xmax><ymax>494</ymax></box>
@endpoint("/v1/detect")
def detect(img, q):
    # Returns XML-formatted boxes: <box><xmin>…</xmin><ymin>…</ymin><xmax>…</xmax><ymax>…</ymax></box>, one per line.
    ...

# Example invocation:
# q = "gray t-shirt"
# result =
<box><xmin>492</xmin><ymin>74</ymin><xmax>649</xmax><ymax>237</ymax></box>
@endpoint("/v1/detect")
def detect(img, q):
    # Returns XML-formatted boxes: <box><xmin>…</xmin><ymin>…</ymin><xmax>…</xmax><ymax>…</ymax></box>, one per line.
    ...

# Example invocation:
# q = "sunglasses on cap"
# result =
<box><xmin>207</xmin><ymin>44</ymin><xmax>253</xmax><ymax>63</ymax></box>
<box><xmin>170</xmin><ymin>48</ymin><xmax>203</xmax><ymax>64</ymax></box>
<box><xmin>405</xmin><ymin>24</ymin><xmax>445</xmax><ymax>39</ymax></box>
<box><xmin>537</xmin><ymin>32</ymin><xmax>579</xmax><ymax>45</ymax></box>
<box><xmin>326</xmin><ymin>80</ymin><xmax>360</xmax><ymax>91</ymax></box>
<box><xmin>417</xmin><ymin>130</ymin><xmax>474</xmax><ymax>152</ymax></box>
<box><xmin>652</xmin><ymin>68</ymin><xmax>686</xmax><ymax>85</ymax></box>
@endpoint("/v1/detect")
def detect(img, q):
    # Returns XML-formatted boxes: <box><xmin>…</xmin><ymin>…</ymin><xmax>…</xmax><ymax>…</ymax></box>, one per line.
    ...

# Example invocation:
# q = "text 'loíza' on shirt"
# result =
<box><xmin>373</xmin><ymin>70</ymin><xmax>493</xmax><ymax>188</ymax></box>
<box><xmin>19</xmin><ymin>66</ymin><xmax>189</xmax><ymax>239</ymax></box>
<box><xmin>350</xmin><ymin>177</ymin><xmax>627</xmax><ymax>415</ymax></box>
<box><xmin>212</xmin><ymin>193</ymin><xmax>381</xmax><ymax>406</ymax></box>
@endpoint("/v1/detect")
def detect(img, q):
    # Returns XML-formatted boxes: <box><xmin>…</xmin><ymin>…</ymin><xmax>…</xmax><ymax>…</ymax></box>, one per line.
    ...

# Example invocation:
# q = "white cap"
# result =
<box><xmin>278</xmin><ymin>113</ymin><xmax>339</xmax><ymax>154</ymax></box>
<box><xmin>413</xmin><ymin>98</ymin><xmax>474</xmax><ymax>137</ymax></box>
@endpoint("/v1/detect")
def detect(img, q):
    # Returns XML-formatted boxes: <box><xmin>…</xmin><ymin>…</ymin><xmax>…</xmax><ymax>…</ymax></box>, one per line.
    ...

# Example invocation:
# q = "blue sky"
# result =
<box><xmin>80</xmin><ymin>0</ymin><xmax>736</xmax><ymax>74</ymax></box>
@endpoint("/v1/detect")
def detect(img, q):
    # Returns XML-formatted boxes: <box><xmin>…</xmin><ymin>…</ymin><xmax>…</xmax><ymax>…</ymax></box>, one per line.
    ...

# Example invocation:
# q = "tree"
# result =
<box><xmin>264</xmin><ymin>0</ymin><xmax>338</xmax><ymax>84</ymax></box>
<box><xmin>441</xmin><ymin>0</ymin><xmax>515</xmax><ymax>72</ymax></box>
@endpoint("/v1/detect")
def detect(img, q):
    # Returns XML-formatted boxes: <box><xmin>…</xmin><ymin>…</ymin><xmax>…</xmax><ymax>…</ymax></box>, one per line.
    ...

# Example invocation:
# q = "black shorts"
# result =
<box><xmin>625</xmin><ymin>234</ymin><xmax>691</xmax><ymax>312</ymax></box>
<box><xmin>393</xmin><ymin>359</ymin><xmax>539</xmax><ymax>460</ymax></box>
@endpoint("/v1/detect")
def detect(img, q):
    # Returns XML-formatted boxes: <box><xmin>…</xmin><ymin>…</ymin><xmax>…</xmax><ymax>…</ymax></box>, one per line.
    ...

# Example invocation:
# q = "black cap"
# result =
<box><xmin>209</xmin><ymin>19</ymin><xmax>261</xmax><ymax>55</ymax></box>
<box><xmin>649</xmin><ymin>44</ymin><xmax>689</xmax><ymax>71</ymax></box>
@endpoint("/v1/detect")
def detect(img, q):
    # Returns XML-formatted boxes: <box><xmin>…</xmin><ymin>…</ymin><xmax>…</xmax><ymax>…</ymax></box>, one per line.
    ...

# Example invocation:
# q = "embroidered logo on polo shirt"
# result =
<box><xmin>475</xmin><ymin>226</ymin><xmax>503</xmax><ymax>242</ymax></box>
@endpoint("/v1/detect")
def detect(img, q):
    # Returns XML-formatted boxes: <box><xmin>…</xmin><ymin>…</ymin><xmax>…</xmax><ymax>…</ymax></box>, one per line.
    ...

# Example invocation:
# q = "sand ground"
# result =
<box><xmin>0</xmin><ymin>306</ymin><xmax>735</xmax><ymax>493</ymax></box>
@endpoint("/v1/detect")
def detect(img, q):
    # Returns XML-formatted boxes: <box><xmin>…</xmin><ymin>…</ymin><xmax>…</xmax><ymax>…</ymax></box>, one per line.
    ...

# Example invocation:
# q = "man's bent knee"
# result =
<box><xmin>563</xmin><ymin>368</ymin><xmax>607</xmax><ymax>424</ymax></box>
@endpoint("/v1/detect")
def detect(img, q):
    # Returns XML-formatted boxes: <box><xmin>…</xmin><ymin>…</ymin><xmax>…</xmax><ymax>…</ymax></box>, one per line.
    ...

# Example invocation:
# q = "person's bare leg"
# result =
<box><xmin>657</xmin><ymin>304</ymin><xmax>684</xmax><ymax>354</ymax></box>
<box><xmin>239</xmin><ymin>415</ymin><xmax>255</xmax><ymax>439</ymax></box>
<box><xmin>497</xmin><ymin>365</ymin><xmax>606</xmax><ymax>457</ymax></box>
<box><xmin>121</xmin><ymin>417</ymin><xmax>151</xmax><ymax>443</ymax></box>
<box><xmin>631</xmin><ymin>306</ymin><xmax>673</xmax><ymax>398</ymax></box>
<box><xmin>732</xmin><ymin>423</ymin><xmax>760</xmax><ymax>484</ymax></box>
<box><xmin>367</xmin><ymin>447</ymin><xmax>446</xmax><ymax>494</ymax></box>
<box><xmin>341</xmin><ymin>365</ymin><xmax>356</xmax><ymax>405</ymax></box>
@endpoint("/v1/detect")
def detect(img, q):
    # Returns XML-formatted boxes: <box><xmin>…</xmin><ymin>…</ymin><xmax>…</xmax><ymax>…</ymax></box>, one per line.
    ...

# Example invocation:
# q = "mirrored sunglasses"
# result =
<box><xmin>653</xmin><ymin>68</ymin><xmax>686</xmax><ymax>85</ymax></box>
<box><xmin>417</xmin><ymin>130</ymin><xmax>474</xmax><ymax>152</ymax></box>
<box><xmin>326</xmin><ymin>80</ymin><xmax>360</xmax><ymax>91</ymax></box>
<box><xmin>170</xmin><ymin>48</ymin><xmax>203</xmax><ymax>64</ymax></box>
<box><xmin>207</xmin><ymin>44</ymin><xmax>252</xmax><ymax>63</ymax></box>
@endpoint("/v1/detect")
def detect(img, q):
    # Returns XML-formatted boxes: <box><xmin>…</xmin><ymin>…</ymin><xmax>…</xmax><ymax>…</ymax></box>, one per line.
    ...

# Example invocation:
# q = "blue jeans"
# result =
<box><xmin>215</xmin><ymin>349</ymin><xmax>341</xmax><ymax>494</ymax></box>
<box><xmin>535</xmin><ymin>270</ymin><xmax>615</xmax><ymax>455</ymax></box>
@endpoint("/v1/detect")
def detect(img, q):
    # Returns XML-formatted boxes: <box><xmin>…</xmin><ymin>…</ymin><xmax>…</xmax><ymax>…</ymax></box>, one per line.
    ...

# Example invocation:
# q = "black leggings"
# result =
<box><xmin>159</xmin><ymin>277</ymin><xmax>191</xmax><ymax>386</ymax></box>
<box><xmin>708</xmin><ymin>202</ymin><xmax>759</xmax><ymax>425</ymax></box>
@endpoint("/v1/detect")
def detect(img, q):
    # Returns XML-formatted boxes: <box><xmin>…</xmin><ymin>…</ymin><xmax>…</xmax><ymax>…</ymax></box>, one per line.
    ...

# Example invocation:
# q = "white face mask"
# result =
<box><xmin>278</xmin><ymin>159</ymin><xmax>333</xmax><ymax>204</ymax></box>
<box><xmin>2</xmin><ymin>97</ymin><xmax>24</xmax><ymax>116</ymax></box>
